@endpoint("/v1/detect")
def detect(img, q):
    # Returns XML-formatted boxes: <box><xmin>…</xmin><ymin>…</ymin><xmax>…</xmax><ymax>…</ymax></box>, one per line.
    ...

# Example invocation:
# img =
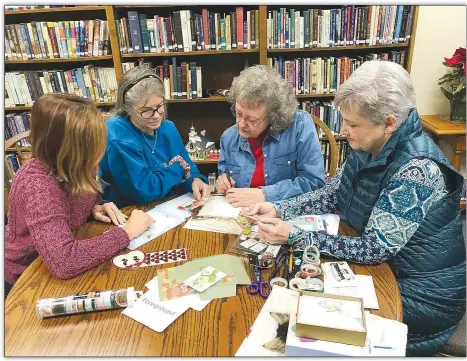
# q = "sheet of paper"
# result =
<box><xmin>127</xmin><ymin>193</ymin><xmax>194</xmax><ymax>250</ymax></box>
<box><xmin>184</xmin><ymin>216</ymin><xmax>243</xmax><ymax>235</ymax></box>
<box><xmin>183</xmin><ymin>266</ymin><xmax>227</xmax><ymax>293</ymax></box>
<box><xmin>285</xmin><ymin>311</ymin><xmax>407</xmax><ymax>356</ymax></box>
<box><xmin>197</xmin><ymin>195</ymin><xmax>241</xmax><ymax>219</ymax></box>
<box><xmin>286</xmin><ymin>214</ymin><xmax>340</xmax><ymax>235</ymax></box>
<box><xmin>145</xmin><ymin>275</ymin><xmax>211</xmax><ymax>312</ymax></box>
<box><xmin>122</xmin><ymin>287</ymin><xmax>190</xmax><ymax>332</ymax></box>
<box><xmin>324</xmin><ymin>275</ymin><xmax>380</xmax><ymax>310</ymax></box>
<box><xmin>235</xmin><ymin>286</ymin><xmax>300</xmax><ymax>357</ymax></box>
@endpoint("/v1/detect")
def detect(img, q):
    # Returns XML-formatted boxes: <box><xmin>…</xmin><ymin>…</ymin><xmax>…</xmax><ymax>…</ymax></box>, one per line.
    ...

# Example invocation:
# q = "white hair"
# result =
<box><xmin>334</xmin><ymin>61</ymin><xmax>416</xmax><ymax>126</ymax></box>
<box><xmin>113</xmin><ymin>66</ymin><xmax>166</xmax><ymax>118</ymax></box>
<box><xmin>228</xmin><ymin>65</ymin><xmax>299</xmax><ymax>133</ymax></box>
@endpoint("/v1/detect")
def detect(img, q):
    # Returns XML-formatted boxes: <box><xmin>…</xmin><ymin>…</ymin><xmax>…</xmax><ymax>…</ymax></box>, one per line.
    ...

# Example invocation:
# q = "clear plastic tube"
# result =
<box><xmin>36</xmin><ymin>287</ymin><xmax>142</xmax><ymax>318</ymax></box>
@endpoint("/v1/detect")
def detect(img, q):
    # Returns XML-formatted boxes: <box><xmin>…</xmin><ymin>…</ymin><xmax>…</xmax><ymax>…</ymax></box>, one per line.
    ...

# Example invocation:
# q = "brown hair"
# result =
<box><xmin>30</xmin><ymin>94</ymin><xmax>106</xmax><ymax>195</ymax></box>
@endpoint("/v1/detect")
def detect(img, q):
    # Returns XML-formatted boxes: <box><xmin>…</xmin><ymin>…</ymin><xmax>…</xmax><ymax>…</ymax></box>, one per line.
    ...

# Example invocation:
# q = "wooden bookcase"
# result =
<box><xmin>4</xmin><ymin>5</ymin><xmax>420</xmax><ymax>189</ymax></box>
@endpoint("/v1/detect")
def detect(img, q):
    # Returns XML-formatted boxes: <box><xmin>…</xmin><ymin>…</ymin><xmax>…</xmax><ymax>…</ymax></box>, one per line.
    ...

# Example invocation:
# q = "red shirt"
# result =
<box><xmin>248</xmin><ymin>128</ymin><xmax>269</xmax><ymax>188</ymax></box>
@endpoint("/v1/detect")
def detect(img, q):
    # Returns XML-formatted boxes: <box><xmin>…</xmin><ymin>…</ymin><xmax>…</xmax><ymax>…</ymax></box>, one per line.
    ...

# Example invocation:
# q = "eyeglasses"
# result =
<box><xmin>133</xmin><ymin>102</ymin><xmax>167</xmax><ymax>119</ymax></box>
<box><xmin>230</xmin><ymin>105</ymin><xmax>268</xmax><ymax>127</ymax></box>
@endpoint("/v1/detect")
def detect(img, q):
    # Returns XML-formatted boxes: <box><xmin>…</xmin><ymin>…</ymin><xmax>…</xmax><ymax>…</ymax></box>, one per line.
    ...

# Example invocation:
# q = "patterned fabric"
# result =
<box><xmin>277</xmin><ymin>159</ymin><xmax>446</xmax><ymax>265</ymax></box>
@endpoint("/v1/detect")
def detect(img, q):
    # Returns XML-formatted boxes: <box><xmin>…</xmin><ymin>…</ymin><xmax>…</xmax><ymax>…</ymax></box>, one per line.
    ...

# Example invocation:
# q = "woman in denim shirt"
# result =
<box><xmin>216</xmin><ymin>65</ymin><xmax>326</xmax><ymax>207</ymax></box>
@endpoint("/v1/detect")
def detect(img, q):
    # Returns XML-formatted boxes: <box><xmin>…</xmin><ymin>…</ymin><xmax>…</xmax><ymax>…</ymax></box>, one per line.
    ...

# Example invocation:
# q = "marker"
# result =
<box><xmin>288</xmin><ymin>247</ymin><xmax>293</xmax><ymax>274</ymax></box>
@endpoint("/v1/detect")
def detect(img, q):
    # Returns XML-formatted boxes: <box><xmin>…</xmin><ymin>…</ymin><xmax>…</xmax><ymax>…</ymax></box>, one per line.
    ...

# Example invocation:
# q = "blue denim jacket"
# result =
<box><xmin>218</xmin><ymin>110</ymin><xmax>326</xmax><ymax>201</ymax></box>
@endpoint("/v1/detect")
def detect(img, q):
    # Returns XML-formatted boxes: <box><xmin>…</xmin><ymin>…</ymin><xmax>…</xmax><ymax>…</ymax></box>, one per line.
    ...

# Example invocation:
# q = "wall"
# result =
<box><xmin>410</xmin><ymin>5</ymin><xmax>466</xmax><ymax>175</ymax></box>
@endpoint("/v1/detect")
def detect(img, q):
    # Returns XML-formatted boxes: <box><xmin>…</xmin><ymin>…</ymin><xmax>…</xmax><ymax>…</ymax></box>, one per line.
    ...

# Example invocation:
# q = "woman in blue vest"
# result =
<box><xmin>215</xmin><ymin>65</ymin><xmax>326</xmax><ymax>207</ymax></box>
<box><xmin>99</xmin><ymin>67</ymin><xmax>210</xmax><ymax>208</ymax></box>
<box><xmin>242</xmin><ymin>61</ymin><xmax>466</xmax><ymax>356</ymax></box>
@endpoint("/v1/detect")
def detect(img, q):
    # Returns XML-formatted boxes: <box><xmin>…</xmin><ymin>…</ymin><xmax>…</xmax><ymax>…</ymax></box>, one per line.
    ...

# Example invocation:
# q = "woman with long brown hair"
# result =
<box><xmin>5</xmin><ymin>94</ymin><xmax>154</xmax><ymax>297</ymax></box>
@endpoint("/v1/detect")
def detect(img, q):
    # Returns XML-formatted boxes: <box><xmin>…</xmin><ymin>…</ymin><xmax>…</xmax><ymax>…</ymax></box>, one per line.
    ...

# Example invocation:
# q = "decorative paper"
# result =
<box><xmin>182</xmin><ymin>266</ymin><xmax>227</xmax><ymax>293</ymax></box>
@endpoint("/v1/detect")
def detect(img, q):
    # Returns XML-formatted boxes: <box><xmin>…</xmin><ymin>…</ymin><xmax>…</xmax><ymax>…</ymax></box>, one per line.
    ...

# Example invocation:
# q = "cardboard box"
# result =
<box><xmin>295</xmin><ymin>291</ymin><xmax>367</xmax><ymax>347</ymax></box>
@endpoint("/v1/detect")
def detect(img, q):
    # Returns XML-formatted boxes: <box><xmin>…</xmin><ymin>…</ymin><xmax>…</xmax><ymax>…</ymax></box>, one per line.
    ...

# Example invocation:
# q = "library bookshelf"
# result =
<box><xmin>4</xmin><ymin>5</ymin><xmax>419</xmax><ymax>195</ymax></box>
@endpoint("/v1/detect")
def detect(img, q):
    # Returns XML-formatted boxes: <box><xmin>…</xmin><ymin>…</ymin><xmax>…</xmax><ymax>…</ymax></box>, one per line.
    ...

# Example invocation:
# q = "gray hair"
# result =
<box><xmin>334</xmin><ymin>61</ymin><xmax>416</xmax><ymax>126</ymax></box>
<box><xmin>228</xmin><ymin>65</ymin><xmax>298</xmax><ymax>133</ymax></box>
<box><xmin>113</xmin><ymin>66</ymin><xmax>166</xmax><ymax>118</ymax></box>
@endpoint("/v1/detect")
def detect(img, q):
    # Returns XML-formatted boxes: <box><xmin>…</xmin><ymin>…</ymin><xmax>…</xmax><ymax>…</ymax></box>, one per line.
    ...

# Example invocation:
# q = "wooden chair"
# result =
<box><xmin>311</xmin><ymin>114</ymin><xmax>338</xmax><ymax>178</ymax></box>
<box><xmin>4</xmin><ymin>130</ymin><xmax>31</xmax><ymax>188</ymax></box>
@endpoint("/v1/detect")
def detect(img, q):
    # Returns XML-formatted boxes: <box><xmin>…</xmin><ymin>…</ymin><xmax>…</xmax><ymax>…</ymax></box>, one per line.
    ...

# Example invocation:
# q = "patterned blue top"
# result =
<box><xmin>274</xmin><ymin>158</ymin><xmax>447</xmax><ymax>264</ymax></box>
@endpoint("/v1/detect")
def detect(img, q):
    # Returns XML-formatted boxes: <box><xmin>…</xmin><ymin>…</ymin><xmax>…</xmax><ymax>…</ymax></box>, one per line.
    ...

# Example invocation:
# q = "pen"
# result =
<box><xmin>227</xmin><ymin>173</ymin><xmax>235</xmax><ymax>188</ymax></box>
<box><xmin>372</xmin><ymin>345</ymin><xmax>395</xmax><ymax>350</ymax></box>
<box><xmin>288</xmin><ymin>247</ymin><xmax>293</xmax><ymax>274</ymax></box>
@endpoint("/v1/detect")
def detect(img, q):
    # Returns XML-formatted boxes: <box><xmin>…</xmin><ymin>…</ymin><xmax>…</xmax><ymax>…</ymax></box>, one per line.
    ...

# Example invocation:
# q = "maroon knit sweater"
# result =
<box><xmin>5</xmin><ymin>158</ymin><xmax>130</xmax><ymax>285</ymax></box>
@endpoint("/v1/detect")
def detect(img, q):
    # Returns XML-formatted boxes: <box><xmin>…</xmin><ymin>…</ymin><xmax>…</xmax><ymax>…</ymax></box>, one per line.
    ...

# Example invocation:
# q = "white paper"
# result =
<box><xmin>235</xmin><ymin>286</ymin><xmax>299</xmax><ymax>357</ymax></box>
<box><xmin>197</xmin><ymin>195</ymin><xmax>241</xmax><ymax>219</ymax></box>
<box><xmin>297</xmin><ymin>295</ymin><xmax>365</xmax><ymax>332</ymax></box>
<box><xmin>127</xmin><ymin>194</ymin><xmax>193</xmax><ymax>250</ymax></box>
<box><xmin>286</xmin><ymin>213</ymin><xmax>340</xmax><ymax>235</ymax></box>
<box><xmin>321</xmin><ymin>262</ymin><xmax>357</xmax><ymax>288</ymax></box>
<box><xmin>324</xmin><ymin>275</ymin><xmax>380</xmax><ymax>310</ymax></box>
<box><xmin>183</xmin><ymin>217</ymin><xmax>243</xmax><ymax>235</ymax></box>
<box><xmin>285</xmin><ymin>311</ymin><xmax>407</xmax><ymax>356</ymax></box>
<box><xmin>145</xmin><ymin>274</ymin><xmax>211</xmax><ymax>312</ymax></box>
<box><xmin>122</xmin><ymin>287</ymin><xmax>190</xmax><ymax>332</ymax></box>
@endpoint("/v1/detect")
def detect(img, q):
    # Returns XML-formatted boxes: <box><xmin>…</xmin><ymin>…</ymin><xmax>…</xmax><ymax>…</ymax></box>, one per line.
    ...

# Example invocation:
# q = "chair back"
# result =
<box><xmin>310</xmin><ymin>115</ymin><xmax>338</xmax><ymax>178</ymax></box>
<box><xmin>5</xmin><ymin>130</ymin><xmax>31</xmax><ymax>188</ymax></box>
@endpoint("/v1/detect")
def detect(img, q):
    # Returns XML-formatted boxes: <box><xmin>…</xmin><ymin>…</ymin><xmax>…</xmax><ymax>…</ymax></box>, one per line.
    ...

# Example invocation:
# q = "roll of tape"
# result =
<box><xmin>269</xmin><ymin>277</ymin><xmax>288</xmax><ymax>288</ymax></box>
<box><xmin>260</xmin><ymin>253</ymin><xmax>274</xmax><ymax>268</ymax></box>
<box><xmin>303</xmin><ymin>245</ymin><xmax>320</xmax><ymax>266</ymax></box>
<box><xmin>302</xmin><ymin>278</ymin><xmax>324</xmax><ymax>292</ymax></box>
<box><xmin>295</xmin><ymin>271</ymin><xmax>308</xmax><ymax>279</ymax></box>
<box><xmin>289</xmin><ymin>278</ymin><xmax>306</xmax><ymax>291</ymax></box>
<box><xmin>300</xmin><ymin>263</ymin><xmax>322</xmax><ymax>278</ymax></box>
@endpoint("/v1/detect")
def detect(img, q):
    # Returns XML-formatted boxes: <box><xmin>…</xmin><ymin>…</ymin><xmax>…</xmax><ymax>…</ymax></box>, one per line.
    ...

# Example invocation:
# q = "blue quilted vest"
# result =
<box><xmin>337</xmin><ymin>109</ymin><xmax>466</xmax><ymax>356</ymax></box>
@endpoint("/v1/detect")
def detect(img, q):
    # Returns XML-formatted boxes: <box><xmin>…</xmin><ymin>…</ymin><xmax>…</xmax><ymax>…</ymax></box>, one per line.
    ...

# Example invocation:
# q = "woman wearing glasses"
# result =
<box><xmin>216</xmin><ymin>65</ymin><xmax>326</xmax><ymax>207</ymax></box>
<box><xmin>99</xmin><ymin>67</ymin><xmax>210</xmax><ymax>208</ymax></box>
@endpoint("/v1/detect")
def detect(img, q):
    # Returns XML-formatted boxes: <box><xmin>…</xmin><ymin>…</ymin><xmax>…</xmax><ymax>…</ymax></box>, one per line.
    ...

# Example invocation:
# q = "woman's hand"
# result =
<box><xmin>192</xmin><ymin>178</ymin><xmax>211</xmax><ymax>200</ymax></box>
<box><xmin>122</xmin><ymin>209</ymin><xmax>155</xmax><ymax>240</ymax></box>
<box><xmin>240</xmin><ymin>201</ymin><xmax>279</xmax><ymax>219</ymax></box>
<box><xmin>225</xmin><ymin>188</ymin><xmax>265</xmax><ymax>207</ymax></box>
<box><xmin>92</xmin><ymin>202</ymin><xmax>128</xmax><ymax>225</ymax></box>
<box><xmin>215</xmin><ymin>173</ymin><xmax>236</xmax><ymax>193</ymax></box>
<box><xmin>256</xmin><ymin>217</ymin><xmax>292</xmax><ymax>245</ymax></box>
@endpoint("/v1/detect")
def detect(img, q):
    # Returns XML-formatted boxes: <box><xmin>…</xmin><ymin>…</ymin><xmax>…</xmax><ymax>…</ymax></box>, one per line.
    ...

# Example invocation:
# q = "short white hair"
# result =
<box><xmin>334</xmin><ymin>61</ymin><xmax>416</xmax><ymax>126</ymax></box>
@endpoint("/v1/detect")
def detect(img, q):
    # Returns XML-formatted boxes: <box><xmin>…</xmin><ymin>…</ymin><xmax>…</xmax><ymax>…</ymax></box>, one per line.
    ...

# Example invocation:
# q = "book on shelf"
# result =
<box><xmin>122</xmin><ymin>58</ymin><xmax>203</xmax><ymax>100</ymax></box>
<box><xmin>267</xmin><ymin>5</ymin><xmax>415</xmax><ymax>49</ymax></box>
<box><xmin>5</xmin><ymin>66</ymin><xmax>117</xmax><ymax>107</ymax></box>
<box><xmin>5</xmin><ymin>112</ymin><xmax>31</xmax><ymax>145</ymax></box>
<box><xmin>5</xmin><ymin>20</ymin><xmax>111</xmax><ymax>60</ymax></box>
<box><xmin>5</xmin><ymin>153</ymin><xmax>22</xmax><ymax>183</ymax></box>
<box><xmin>268</xmin><ymin>50</ymin><xmax>405</xmax><ymax>95</ymax></box>
<box><xmin>5</xmin><ymin>5</ymin><xmax>76</xmax><ymax>10</ymax></box>
<box><xmin>116</xmin><ymin>7</ymin><xmax>260</xmax><ymax>54</ymax></box>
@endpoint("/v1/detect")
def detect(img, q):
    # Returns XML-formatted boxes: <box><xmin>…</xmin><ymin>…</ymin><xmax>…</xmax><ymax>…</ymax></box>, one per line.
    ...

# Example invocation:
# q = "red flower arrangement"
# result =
<box><xmin>439</xmin><ymin>47</ymin><xmax>466</xmax><ymax>122</ymax></box>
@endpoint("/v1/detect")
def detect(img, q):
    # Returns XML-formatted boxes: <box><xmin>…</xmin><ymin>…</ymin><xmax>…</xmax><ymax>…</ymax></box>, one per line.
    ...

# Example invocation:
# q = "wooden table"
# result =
<box><xmin>420</xmin><ymin>114</ymin><xmax>466</xmax><ymax>172</ymax></box>
<box><xmin>5</xmin><ymin>200</ymin><xmax>402</xmax><ymax>356</ymax></box>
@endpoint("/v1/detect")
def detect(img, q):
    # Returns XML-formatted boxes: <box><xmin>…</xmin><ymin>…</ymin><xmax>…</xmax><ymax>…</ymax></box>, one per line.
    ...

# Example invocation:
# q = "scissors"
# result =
<box><xmin>247</xmin><ymin>267</ymin><xmax>270</xmax><ymax>299</ymax></box>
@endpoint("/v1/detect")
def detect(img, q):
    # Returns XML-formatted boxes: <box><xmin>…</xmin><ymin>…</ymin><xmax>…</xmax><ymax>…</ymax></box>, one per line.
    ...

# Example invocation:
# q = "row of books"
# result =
<box><xmin>5</xmin><ymin>5</ymin><xmax>75</xmax><ymax>10</ymax></box>
<box><xmin>268</xmin><ymin>50</ymin><xmax>406</xmax><ymax>95</ymax></box>
<box><xmin>5</xmin><ymin>154</ymin><xmax>22</xmax><ymax>183</ymax></box>
<box><xmin>5</xmin><ymin>20</ymin><xmax>111</xmax><ymax>60</ymax></box>
<box><xmin>5</xmin><ymin>66</ymin><xmax>117</xmax><ymax>107</ymax></box>
<box><xmin>300</xmin><ymin>100</ymin><xmax>342</xmax><ymax>135</ymax></box>
<box><xmin>320</xmin><ymin>139</ymin><xmax>351</xmax><ymax>176</ymax></box>
<box><xmin>117</xmin><ymin>7</ymin><xmax>258</xmax><ymax>54</ymax></box>
<box><xmin>123</xmin><ymin>58</ymin><xmax>204</xmax><ymax>100</ymax></box>
<box><xmin>267</xmin><ymin>5</ymin><xmax>415</xmax><ymax>49</ymax></box>
<box><xmin>5</xmin><ymin>112</ymin><xmax>31</xmax><ymax>147</ymax></box>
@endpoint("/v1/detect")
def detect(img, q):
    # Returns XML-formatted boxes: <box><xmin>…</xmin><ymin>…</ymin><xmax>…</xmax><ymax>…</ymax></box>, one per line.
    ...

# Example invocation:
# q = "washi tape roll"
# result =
<box><xmin>300</xmin><ymin>263</ymin><xmax>322</xmax><ymax>278</ymax></box>
<box><xmin>289</xmin><ymin>278</ymin><xmax>306</xmax><ymax>291</ymax></box>
<box><xmin>269</xmin><ymin>277</ymin><xmax>288</xmax><ymax>288</ymax></box>
<box><xmin>260</xmin><ymin>253</ymin><xmax>274</xmax><ymax>268</ymax></box>
<box><xmin>302</xmin><ymin>278</ymin><xmax>324</xmax><ymax>292</ymax></box>
<box><xmin>303</xmin><ymin>245</ymin><xmax>320</xmax><ymax>266</ymax></box>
